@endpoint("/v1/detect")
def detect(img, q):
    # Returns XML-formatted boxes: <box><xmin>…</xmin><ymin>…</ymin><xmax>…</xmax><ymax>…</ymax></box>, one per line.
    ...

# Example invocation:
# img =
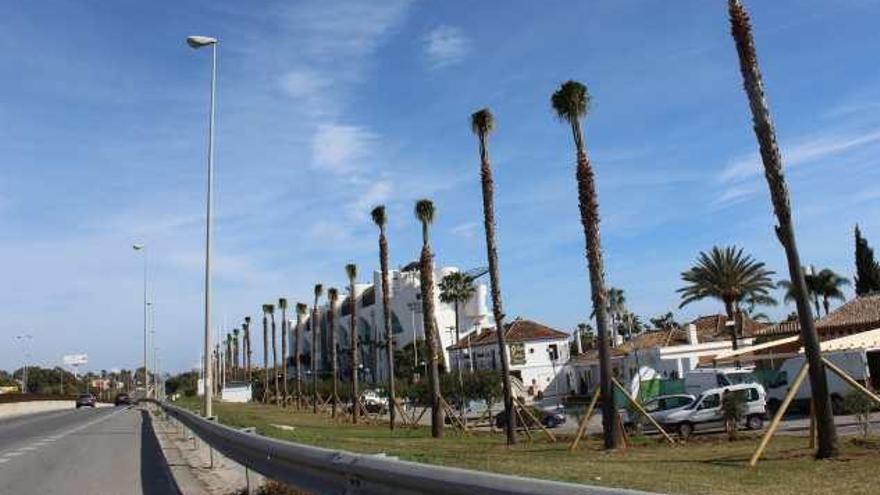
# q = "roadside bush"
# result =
<box><xmin>843</xmin><ymin>391</ymin><xmax>874</xmax><ymax>438</ymax></box>
<box><xmin>721</xmin><ymin>390</ymin><xmax>747</xmax><ymax>440</ymax></box>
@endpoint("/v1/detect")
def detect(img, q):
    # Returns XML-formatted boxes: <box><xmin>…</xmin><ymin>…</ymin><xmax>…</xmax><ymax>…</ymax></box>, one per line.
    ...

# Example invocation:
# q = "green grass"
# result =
<box><xmin>174</xmin><ymin>398</ymin><xmax>880</xmax><ymax>495</ymax></box>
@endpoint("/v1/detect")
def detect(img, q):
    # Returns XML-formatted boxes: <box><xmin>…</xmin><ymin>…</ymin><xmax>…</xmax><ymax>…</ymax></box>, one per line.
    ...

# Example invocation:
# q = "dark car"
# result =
<box><xmin>76</xmin><ymin>394</ymin><xmax>97</xmax><ymax>408</ymax></box>
<box><xmin>494</xmin><ymin>407</ymin><xmax>567</xmax><ymax>429</ymax></box>
<box><xmin>114</xmin><ymin>393</ymin><xmax>131</xmax><ymax>406</ymax></box>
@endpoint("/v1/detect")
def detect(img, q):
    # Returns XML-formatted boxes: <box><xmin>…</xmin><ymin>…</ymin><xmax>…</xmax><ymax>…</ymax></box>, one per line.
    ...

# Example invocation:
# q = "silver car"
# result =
<box><xmin>621</xmin><ymin>394</ymin><xmax>696</xmax><ymax>433</ymax></box>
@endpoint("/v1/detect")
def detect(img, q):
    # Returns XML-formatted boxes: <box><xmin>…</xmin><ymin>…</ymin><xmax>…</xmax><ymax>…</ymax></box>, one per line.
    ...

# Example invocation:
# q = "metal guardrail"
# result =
<box><xmin>154</xmin><ymin>401</ymin><xmax>658</xmax><ymax>495</ymax></box>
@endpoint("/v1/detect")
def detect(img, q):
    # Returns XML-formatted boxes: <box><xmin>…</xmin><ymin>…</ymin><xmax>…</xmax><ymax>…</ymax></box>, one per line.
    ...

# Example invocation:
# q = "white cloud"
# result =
<box><xmin>311</xmin><ymin>123</ymin><xmax>378</xmax><ymax>174</ymax></box>
<box><xmin>351</xmin><ymin>180</ymin><xmax>392</xmax><ymax>216</ymax></box>
<box><xmin>720</xmin><ymin>128</ymin><xmax>880</xmax><ymax>183</ymax></box>
<box><xmin>279</xmin><ymin>68</ymin><xmax>330</xmax><ymax>99</ymax></box>
<box><xmin>450</xmin><ymin>221</ymin><xmax>479</xmax><ymax>239</ymax></box>
<box><xmin>423</xmin><ymin>26</ymin><xmax>469</xmax><ymax>69</ymax></box>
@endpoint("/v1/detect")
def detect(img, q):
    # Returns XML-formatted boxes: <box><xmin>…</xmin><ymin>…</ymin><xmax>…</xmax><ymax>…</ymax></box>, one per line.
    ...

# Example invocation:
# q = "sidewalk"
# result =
<box><xmin>149</xmin><ymin>405</ymin><xmax>264</xmax><ymax>495</ymax></box>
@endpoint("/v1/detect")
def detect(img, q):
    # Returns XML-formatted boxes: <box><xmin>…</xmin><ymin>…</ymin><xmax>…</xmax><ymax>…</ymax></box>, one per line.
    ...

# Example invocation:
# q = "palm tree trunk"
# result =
<box><xmin>723</xmin><ymin>299</ymin><xmax>739</xmax><ymax>351</ymax></box>
<box><xmin>330</xmin><ymin>306</ymin><xmax>338</xmax><ymax>418</ymax></box>
<box><xmin>262</xmin><ymin>316</ymin><xmax>269</xmax><ymax>404</ymax></box>
<box><xmin>245</xmin><ymin>324</ymin><xmax>251</xmax><ymax>388</ymax></box>
<box><xmin>728</xmin><ymin>0</ymin><xmax>838</xmax><ymax>458</ymax></box>
<box><xmin>272</xmin><ymin>314</ymin><xmax>279</xmax><ymax>407</ymax></box>
<box><xmin>823</xmin><ymin>296</ymin><xmax>830</xmax><ymax>316</ymax></box>
<box><xmin>350</xmin><ymin>287</ymin><xmax>360</xmax><ymax>424</ymax></box>
<box><xmin>478</xmin><ymin>131</ymin><xmax>516</xmax><ymax>445</ymax></box>
<box><xmin>311</xmin><ymin>308</ymin><xmax>319</xmax><ymax>414</ymax></box>
<box><xmin>295</xmin><ymin>316</ymin><xmax>303</xmax><ymax>410</ymax></box>
<box><xmin>570</xmin><ymin>116</ymin><xmax>620</xmax><ymax>450</ymax></box>
<box><xmin>420</xmin><ymin>245</ymin><xmax>444</xmax><ymax>438</ymax></box>
<box><xmin>281</xmin><ymin>309</ymin><xmax>289</xmax><ymax>406</ymax></box>
<box><xmin>379</xmin><ymin>228</ymin><xmax>397</xmax><ymax>430</ymax></box>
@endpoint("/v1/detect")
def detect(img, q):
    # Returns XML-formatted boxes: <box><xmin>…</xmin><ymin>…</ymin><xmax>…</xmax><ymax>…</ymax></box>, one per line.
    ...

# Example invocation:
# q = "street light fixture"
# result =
<box><xmin>187</xmin><ymin>34</ymin><xmax>219</xmax><ymax>418</ymax></box>
<box><xmin>132</xmin><ymin>243</ymin><xmax>148</xmax><ymax>398</ymax></box>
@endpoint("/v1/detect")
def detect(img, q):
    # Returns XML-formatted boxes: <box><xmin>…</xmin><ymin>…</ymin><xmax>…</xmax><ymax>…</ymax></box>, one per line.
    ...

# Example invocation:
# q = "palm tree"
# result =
<box><xmin>728</xmin><ymin>0</ymin><xmax>838</xmax><ymax>458</ymax></box>
<box><xmin>261</xmin><ymin>304</ymin><xmax>271</xmax><ymax>403</ymax></box>
<box><xmin>778</xmin><ymin>270</ymin><xmax>822</xmax><ymax>318</ymax></box>
<box><xmin>243</xmin><ymin>317</ymin><xmax>252</xmax><ymax>387</ymax></box>
<box><xmin>327</xmin><ymin>288</ymin><xmax>340</xmax><ymax>418</ymax></box>
<box><xmin>345</xmin><ymin>264</ymin><xmax>360</xmax><ymax>424</ymax></box>
<box><xmin>415</xmin><ymin>199</ymin><xmax>444</xmax><ymax>438</ymax></box>
<box><xmin>678</xmin><ymin>246</ymin><xmax>775</xmax><ymax>349</ymax></box>
<box><xmin>295</xmin><ymin>303</ymin><xmax>308</xmax><ymax>409</ymax></box>
<box><xmin>269</xmin><ymin>304</ymin><xmax>279</xmax><ymax>406</ymax></box>
<box><xmin>551</xmin><ymin>80</ymin><xmax>618</xmax><ymax>449</ymax></box>
<box><xmin>371</xmin><ymin>205</ymin><xmax>397</xmax><ymax>430</ymax></box>
<box><xmin>232</xmin><ymin>328</ymin><xmax>240</xmax><ymax>380</ymax></box>
<box><xmin>279</xmin><ymin>298</ymin><xmax>289</xmax><ymax>407</ymax></box>
<box><xmin>471</xmin><ymin>108</ymin><xmax>516</xmax><ymax>445</ymax></box>
<box><xmin>311</xmin><ymin>284</ymin><xmax>323</xmax><ymax>414</ymax></box>
<box><xmin>439</xmin><ymin>271</ymin><xmax>476</xmax><ymax>426</ymax></box>
<box><xmin>815</xmin><ymin>269</ymin><xmax>850</xmax><ymax>315</ymax></box>
<box><xmin>607</xmin><ymin>287</ymin><xmax>626</xmax><ymax>346</ymax></box>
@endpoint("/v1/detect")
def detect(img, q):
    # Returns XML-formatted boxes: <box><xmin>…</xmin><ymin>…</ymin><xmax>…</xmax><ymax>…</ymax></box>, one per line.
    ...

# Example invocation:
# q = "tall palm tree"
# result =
<box><xmin>295</xmin><ymin>303</ymin><xmax>308</xmax><ymax>409</ymax></box>
<box><xmin>728</xmin><ymin>0</ymin><xmax>838</xmax><ymax>458</ymax></box>
<box><xmin>269</xmin><ymin>304</ymin><xmax>279</xmax><ymax>406</ymax></box>
<box><xmin>606</xmin><ymin>287</ymin><xmax>626</xmax><ymax>346</ymax></box>
<box><xmin>415</xmin><ymin>199</ymin><xmax>444</xmax><ymax>438</ymax></box>
<box><xmin>232</xmin><ymin>328</ymin><xmax>240</xmax><ymax>380</ymax></box>
<box><xmin>371</xmin><ymin>205</ymin><xmax>397</xmax><ymax>430</ymax></box>
<box><xmin>678</xmin><ymin>246</ymin><xmax>776</xmax><ymax>349</ymax></box>
<box><xmin>778</xmin><ymin>270</ymin><xmax>822</xmax><ymax>318</ymax></box>
<box><xmin>261</xmin><ymin>304</ymin><xmax>271</xmax><ymax>403</ymax></box>
<box><xmin>551</xmin><ymin>80</ymin><xmax>618</xmax><ymax>449</ymax></box>
<box><xmin>345</xmin><ymin>264</ymin><xmax>360</xmax><ymax>424</ymax></box>
<box><xmin>327</xmin><ymin>288</ymin><xmax>340</xmax><ymax>418</ymax></box>
<box><xmin>279</xmin><ymin>298</ymin><xmax>289</xmax><ymax>407</ymax></box>
<box><xmin>438</xmin><ymin>270</ymin><xmax>477</xmax><ymax>427</ymax></box>
<box><xmin>312</xmin><ymin>284</ymin><xmax>323</xmax><ymax>414</ymax></box>
<box><xmin>243</xmin><ymin>317</ymin><xmax>252</xmax><ymax>388</ymax></box>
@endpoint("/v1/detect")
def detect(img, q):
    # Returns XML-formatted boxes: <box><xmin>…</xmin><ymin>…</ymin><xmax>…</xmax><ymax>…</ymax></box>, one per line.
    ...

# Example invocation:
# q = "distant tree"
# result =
<box><xmin>279</xmin><ymin>298</ymin><xmax>289</xmax><ymax>406</ymax></box>
<box><xmin>855</xmin><ymin>225</ymin><xmax>880</xmax><ymax>296</ymax></box>
<box><xmin>345</xmin><ymin>264</ymin><xmax>360</xmax><ymax>424</ymax></box>
<box><xmin>650</xmin><ymin>312</ymin><xmax>679</xmax><ymax>331</ymax></box>
<box><xmin>327</xmin><ymin>287</ymin><xmax>340</xmax><ymax>418</ymax></box>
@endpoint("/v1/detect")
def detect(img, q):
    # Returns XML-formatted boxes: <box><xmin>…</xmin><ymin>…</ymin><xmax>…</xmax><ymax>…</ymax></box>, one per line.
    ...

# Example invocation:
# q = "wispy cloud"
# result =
<box><xmin>311</xmin><ymin>123</ymin><xmax>378</xmax><ymax>175</ymax></box>
<box><xmin>450</xmin><ymin>221</ymin><xmax>479</xmax><ymax>239</ymax></box>
<box><xmin>720</xmin><ymin>128</ymin><xmax>880</xmax><ymax>183</ymax></box>
<box><xmin>423</xmin><ymin>26</ymin><xmax>469</xmax><ymax>69</ymax></box>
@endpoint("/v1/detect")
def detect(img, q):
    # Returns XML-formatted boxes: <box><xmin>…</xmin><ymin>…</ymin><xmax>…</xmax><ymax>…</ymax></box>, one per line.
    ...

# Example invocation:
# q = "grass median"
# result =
<box><xmin>173</xmin><ymin>397</ymin><xmax>880</xmax><ymax>495</ymax></box>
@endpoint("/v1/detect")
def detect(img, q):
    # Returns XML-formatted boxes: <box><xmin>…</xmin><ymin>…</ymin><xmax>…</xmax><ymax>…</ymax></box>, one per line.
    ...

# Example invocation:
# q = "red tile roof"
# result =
<box><xmin>447</xmin><ymin>318</ymin><xmax>569</xmax><ymax>350</ymax></box>
<box><xmin>756</xmin><ymin>294</ymin><xmax>880</xmax><ymax>338</ymax></box>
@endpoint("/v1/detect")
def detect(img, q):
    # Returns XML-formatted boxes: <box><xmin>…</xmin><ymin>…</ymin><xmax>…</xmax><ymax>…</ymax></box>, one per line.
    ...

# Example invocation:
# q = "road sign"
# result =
<box><xmin>63</xmin><ymin>354</ymin><xmax>88</xmax><ymax>366</ymax></box>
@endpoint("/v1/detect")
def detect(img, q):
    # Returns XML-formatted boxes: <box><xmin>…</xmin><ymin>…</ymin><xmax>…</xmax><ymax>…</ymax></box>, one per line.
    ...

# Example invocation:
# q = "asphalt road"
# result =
<box><xmin>0</xmin><ymin>405</ymin><xmax>180</xmax><ymax>495</ymax></box>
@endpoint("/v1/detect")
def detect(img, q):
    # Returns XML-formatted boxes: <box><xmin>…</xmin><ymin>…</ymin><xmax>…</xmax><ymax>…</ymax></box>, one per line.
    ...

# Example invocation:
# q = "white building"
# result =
<box><xmin>299</xmin><ymin>263</ymin><xmax>491</xmax><ymax>383</ymax></box>
<box><xmin>447</xmin><ymin>318</ymin><xmax>571</xmax><ymax>400</ymax></box>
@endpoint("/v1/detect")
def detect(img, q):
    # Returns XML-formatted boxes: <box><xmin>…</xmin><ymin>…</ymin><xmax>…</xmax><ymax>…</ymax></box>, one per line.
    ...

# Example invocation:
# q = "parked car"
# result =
<box><xmin>620</xmin><ymin>394</ymin><xmax>696</xmax><ymax>432</ymax></box>
<box><xmin>346</xmin><ymin>389</ymin><xmax>388</xmax><ymax>414</ymax></box>
<box><xmin>494</xmin><ymin>406</ymin><xmax>567</xmax><ymax>429</ymax></box>
<box><xmin>76</xmin><ymin>394</ymin><xmax>97</xmax><ymax>408</ymax></box>
<box><xmin>114</xmin><ymin>393</ymin><xmax>131</xmax><ymax>406</ymax></box>
<box><xmin>662</xmin><ymin>383</ymin><xmax>767</xmax><ymax>438</ymax></box>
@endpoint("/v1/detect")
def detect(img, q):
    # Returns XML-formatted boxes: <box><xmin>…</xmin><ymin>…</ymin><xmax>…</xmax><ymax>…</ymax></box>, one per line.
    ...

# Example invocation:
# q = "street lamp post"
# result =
<box><xmin>132</xmin><ymin>243</ymin><xmax>148</xmax><ymax>398</ymax></box>
<box><xmin>187</xmin><ymin>34</ymin><xmax>219</xmax><ymax>418</ymax></box>
<box><xmin>15</xmin><ymin>334</ymin><xmax>33</xmax><ymax>393</ymax></box>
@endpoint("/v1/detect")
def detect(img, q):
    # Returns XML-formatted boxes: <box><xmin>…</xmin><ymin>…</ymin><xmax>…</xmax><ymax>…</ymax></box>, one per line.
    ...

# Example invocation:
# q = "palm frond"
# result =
<box><xmin>414</xmin><ymin>199</ymin><xmax>435</xmax><ymax>225</ymax></box>
<box><xmin>551</xmin><ymin>80</ymin><xmax>590</xmax><ymax>122</ymax></box>
<box><xmin>327</xmin><ymin>287</ymin><xmax>338</xmax><ymax>301</ymax></box>
<box><xmin>345</xmin><ymin>263</ymin><xmax>358</xmax><ymax>281</ymax></box>
<box><xmin>278</xmin><ymin>298</ymin><xmax>288</xmax><ymax>309</ymax></box>
<box><xmin>371</xmin><ymin>205</ymin><xmax>386</xmax><ymax>228</ymax></box>
<box><xmin>314</xmin><ymin>284</ymin><xmax>323</xmax><ymax>298</ymax></box>
<box><xmin>470</xmin><ymin>108</ymin><xmax>495</xmax><ymax>135</ymax></box>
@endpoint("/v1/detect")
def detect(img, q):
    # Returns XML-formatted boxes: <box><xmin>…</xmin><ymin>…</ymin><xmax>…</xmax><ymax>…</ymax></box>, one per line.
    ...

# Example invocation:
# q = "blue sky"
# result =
<box><xmin>2</xmin><ymin>0</ymin><xmax>880</xmax><ymax>373</ymax></box>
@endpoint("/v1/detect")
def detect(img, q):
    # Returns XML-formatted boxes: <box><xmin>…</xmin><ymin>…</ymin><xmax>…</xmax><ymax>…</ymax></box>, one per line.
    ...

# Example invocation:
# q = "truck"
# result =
<box><xmin>684</xmin><ymin>367</ymin><xmax>757</xmax><ymax>395</ymax></box>
<box><xmin>765</xmin><ymin>349</ymin><xmax>880</xmax><ymax>413</ymax></box>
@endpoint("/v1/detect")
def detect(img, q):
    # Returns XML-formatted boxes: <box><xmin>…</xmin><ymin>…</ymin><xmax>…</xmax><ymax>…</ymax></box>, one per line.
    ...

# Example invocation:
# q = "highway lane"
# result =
<box><xmin>0</xmin><ymin>405</ymin><xmax>180</xmax><ymax>495</ymax></box>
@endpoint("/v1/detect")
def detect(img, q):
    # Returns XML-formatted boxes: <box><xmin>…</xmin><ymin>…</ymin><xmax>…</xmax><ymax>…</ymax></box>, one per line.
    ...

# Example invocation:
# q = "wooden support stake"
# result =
<box><xmin>750</xmin><ymin>362</ymin><xmax>810</xmax><ymax>467</ymax></box>
<box><xmin>822</xmin><ymin>357</ymin><xmax>880</xmax><ymax>407</ymax></box>
<box><xmin>513</xmin><ymin>405</ymin><xmax>533</xmax><ymax>441</ymax></box>
<box><xmin>569</xmin><ymin>387</ymin><xmax>601</xmax><ymax>451</ymax></box>
<box><xmin>393</xmin><ymin>399</ymin><xmax>410</xmax><ymax>426</ymax></box>
<box><xmin>611</xmin><ymin>378</ymin><xmax>675</xmax><ymax>445</ymax></box>
<box><xmin>516</xmin><ymin>401</ymin><xmax>556</xmax><ymax>442</ymax></box>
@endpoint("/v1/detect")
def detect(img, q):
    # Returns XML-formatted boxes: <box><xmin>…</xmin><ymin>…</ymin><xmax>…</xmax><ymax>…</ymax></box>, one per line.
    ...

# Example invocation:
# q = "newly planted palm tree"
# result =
<box><xmin>415</xmin><ymin>199</ymin><xmax>444</xmax><ymax>438</ymax></box>
<box><xmin>728</xmin><ymin>0</ymin><xmax>838</xmax><ymax>458</ymax></box>
<box><xmin>243</xmin><ymin>317</ymin><xmax>252</xmax><ymax>387</ymax></box>
<box><xmin>472</xmin><ymin>108</ymin><xmax>516</xmax><ymax>445</ymax></box>
<box><xmin>678</xmin><ymin>246</ymin><xmax>775</xmax><ymax>349</ymax></box>
<box><xmin>295</xmin><ymin>303</ymin><xmax>308</xmax><ymax>409</ymax></box>
<box><xmin>345</xmin><ymin>264</ymin><xmax>360</xmax><ymax>424</ymax></box>
<box><xmin>279</xmin><ymin>298</ymin><xmax>289</xmax><ymax>406</ymax></box>
<box><xmin>312</xmin><ymin>284</ymin><xmax>323</xmax><ymax>414</ymax></box>
<box><xmin>232</xmin><ymin>328</ymin><xmax>240</xmax><ymax>380</ymax></box>
<box><xmin>439</xmin><ymin>271</ymin><xmax>477</xmax><ymax>426</ymax></box>
<box><xmin>371</xmin><ymin>205</ymin><xmax>398</xmax><ymax>430</ymax></box>
<box><xmin>261</xmin><ymin>304</ymin><xmax>271</xmax><ymax>403</ymax></box>
<box><xmin>327</xmin><ymin>288</ymin><xmax>340</xmax><ymax>418</ymax></box>
<box><xmin>551</xmin><ymin>80</ymin><xmax>618</xmax><ymax>449</ymax></box>
<box><xmin>268</xmin><ymin>304</ymin><xmax>279</xmax><ymax>406</ymax></box>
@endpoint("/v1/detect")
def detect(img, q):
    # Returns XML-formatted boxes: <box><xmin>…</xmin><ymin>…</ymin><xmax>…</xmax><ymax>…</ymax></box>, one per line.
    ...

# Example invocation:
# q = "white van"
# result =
<box><xmin>766</xmin><ymin>349</ymin><xmax>875</xmax><ymax>413</ymax></box>
<box><xmin>663</xmin><ymin>383</ymin><xmax>767</xmax><ymax>438</ymax></box>
<box><xmin>684</xmin><ymin>367</ymin><xmax>756</xmax><ymax>395</ymax></box>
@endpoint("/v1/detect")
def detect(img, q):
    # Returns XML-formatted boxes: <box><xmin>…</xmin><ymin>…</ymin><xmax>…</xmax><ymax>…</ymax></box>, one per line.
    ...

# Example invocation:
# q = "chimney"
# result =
<box><xmin>686</xmin><ymin>323</ymin><xmax>698</xmax><ymax>345</ymax></box>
